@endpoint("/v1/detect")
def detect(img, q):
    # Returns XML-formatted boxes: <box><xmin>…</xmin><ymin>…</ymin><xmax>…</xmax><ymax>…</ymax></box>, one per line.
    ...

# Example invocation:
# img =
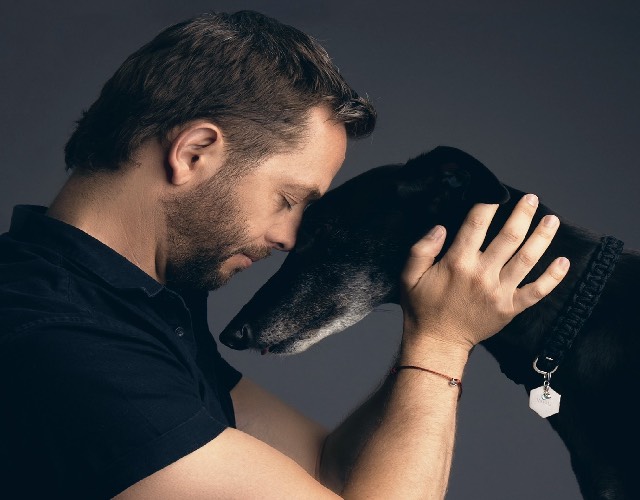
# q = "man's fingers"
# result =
<box><xmin>513</xmin><ymin>257</ymin><xmax>570</xmax><ymax>313</ymax></box>
<box><xmin>482</xmin><ymin>194</ymin><xmax>539</xmax><ymax>266</ymax></box>
<box><xmin>446</xmin><ymin>203</ymin><xmax>499</xmax><ymax>261</ymax></box>
<box><xmin>499</xmin><ymin>213</ymin><xmax>560</xmax><ymax>286</ymax></box>
<box><xmin>401</xmin><ymin>225</ymin><xmax>446</xmax><ymax>288</ymax></box>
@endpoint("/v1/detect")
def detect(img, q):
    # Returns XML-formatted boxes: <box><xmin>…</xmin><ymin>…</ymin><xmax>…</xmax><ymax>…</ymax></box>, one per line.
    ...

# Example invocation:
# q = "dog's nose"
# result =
<box><xmin>219</xmin><ymin>323</ymin><xmax>252</xmax><ymax>350</ymax></box>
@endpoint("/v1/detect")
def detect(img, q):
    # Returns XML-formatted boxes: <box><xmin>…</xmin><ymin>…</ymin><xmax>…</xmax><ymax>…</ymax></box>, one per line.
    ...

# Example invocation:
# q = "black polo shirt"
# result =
<box><xmin>0</xmin><ymin>205</ymin><xmax>242</xmax><ymax>499</ymax></box>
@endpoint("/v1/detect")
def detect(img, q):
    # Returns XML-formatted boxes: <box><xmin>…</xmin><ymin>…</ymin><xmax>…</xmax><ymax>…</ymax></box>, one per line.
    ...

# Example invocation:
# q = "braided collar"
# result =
<box><xmin>535</xmin><ymin>235</ymin><xmax>624</xmax><ymax>374</ymax></box>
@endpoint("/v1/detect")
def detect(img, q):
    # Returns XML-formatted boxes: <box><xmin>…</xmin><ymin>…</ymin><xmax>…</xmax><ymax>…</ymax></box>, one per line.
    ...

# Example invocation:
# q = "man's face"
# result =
<box><xmin>163</xmin><ymin>107</ymin><xmax>347</xmax><ymax>291</ymax></box>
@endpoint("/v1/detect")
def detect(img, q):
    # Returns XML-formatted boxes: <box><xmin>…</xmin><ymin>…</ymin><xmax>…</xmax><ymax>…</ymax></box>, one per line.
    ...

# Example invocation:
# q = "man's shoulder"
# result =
<box><xmin>0</xmin><ymin>231</ymin><xmax>88</xmax><ymax>333</ymax></box>
<box><xmin>0</xmin><ymin>231</ymin><xmax>152</xmax><ymax>346</ymax></box>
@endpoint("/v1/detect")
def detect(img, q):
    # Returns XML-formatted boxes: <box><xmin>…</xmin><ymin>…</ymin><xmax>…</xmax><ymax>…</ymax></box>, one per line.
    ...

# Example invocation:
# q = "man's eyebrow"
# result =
<box><xmin>283</xmin><ymin>183</ymin><xmax>322</xmax><ymax>201</ymax></box>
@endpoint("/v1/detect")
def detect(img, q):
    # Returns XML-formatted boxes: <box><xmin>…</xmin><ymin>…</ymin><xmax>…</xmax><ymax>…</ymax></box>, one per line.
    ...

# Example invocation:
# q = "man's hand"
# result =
<box><xmin>401</xmin><ymin>193</ymin><xmax>570</xmax><ymax>352</ymax></box>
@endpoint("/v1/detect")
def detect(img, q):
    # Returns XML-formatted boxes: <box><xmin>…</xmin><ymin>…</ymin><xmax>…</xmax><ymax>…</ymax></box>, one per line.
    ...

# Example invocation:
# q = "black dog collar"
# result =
<box><xmin>534</xmin><ymin>235</ymin><xmax>624</xmax><ymax>374</ymax></box>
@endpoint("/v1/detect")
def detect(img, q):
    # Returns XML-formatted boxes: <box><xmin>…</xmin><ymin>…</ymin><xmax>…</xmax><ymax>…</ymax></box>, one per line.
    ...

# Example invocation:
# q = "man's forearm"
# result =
<box><xmin>319</xmin><ymin>370</ymin><xmax>395</xmax><ymax>491</ymax></box>
<box><xmin>320</xmin><ymin>338</ymin><xmax>468</xmax><ymax>499</ymax></box>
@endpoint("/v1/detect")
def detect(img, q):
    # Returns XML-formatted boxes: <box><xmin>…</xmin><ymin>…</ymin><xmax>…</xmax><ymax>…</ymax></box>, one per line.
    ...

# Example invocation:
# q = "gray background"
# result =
<box><xmin>2</xmin><ymin>1</ymin><xmax>639</xmax><ymax>498</ymax></box>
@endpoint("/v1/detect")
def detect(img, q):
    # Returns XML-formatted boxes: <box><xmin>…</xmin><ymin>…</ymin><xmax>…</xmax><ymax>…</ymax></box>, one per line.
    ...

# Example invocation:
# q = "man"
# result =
<box><xmin>0</xmin><ymin>10</ymin><xmax>569</xmax><ymax>499</ymax></box>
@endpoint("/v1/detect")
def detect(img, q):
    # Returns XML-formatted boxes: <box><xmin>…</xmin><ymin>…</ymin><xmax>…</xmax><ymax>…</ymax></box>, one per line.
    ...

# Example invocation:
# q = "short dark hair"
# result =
<box><xmin>64</xmin><ymin>10</ymin><xmax>376</xmax><ymax>172</ymax></box>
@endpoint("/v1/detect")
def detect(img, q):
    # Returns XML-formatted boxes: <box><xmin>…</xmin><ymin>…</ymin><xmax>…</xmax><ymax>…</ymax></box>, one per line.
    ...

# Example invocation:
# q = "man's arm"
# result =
<box><xmin>230</xmin><ymin>376</ymin><xmax>329</xmax><ymax>476</ymax></box>
<box><xmin>115</xmin><ymin>195</ymin><xmax>569</xmax><ymax>498</ymax></box>
<box><xmin>328</xmin><ymin>195</ymin><xmax>568</xmax><ymax>497</ymax></box>
<box><xmin>225</xmin><ymin>339</ymin><xmax>465</xmax><ymax>498</ymax></box>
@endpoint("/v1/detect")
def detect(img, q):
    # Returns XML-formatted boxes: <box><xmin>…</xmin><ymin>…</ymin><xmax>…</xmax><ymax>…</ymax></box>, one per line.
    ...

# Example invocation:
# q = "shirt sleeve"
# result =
<box><xmin>5</xmin><ymin>319</ymin><xmax>230</xmax><ymax>499</ymax></box>
<box><xmin>182</xmin><ymin>288</ymin><xmax>243</xmax><ymax>393</ymax></box>
<box><xmin>194</xmin><ymin>323</ymin><xmax>242</xmax><ymax>391</ymax></box>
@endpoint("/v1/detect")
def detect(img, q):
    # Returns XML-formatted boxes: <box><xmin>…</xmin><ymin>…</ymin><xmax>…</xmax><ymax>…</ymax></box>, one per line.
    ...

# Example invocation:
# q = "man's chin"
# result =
<box><xmin>167</xmin><ymin>253</ymin><xmax>258</xmax><ymax>291</ymax></box>
<box><xmin>209</xmin><ymin>263</ymin><xmax>248</xmax><ymax>290</ymax></box>
<box><xmin>219</xmin><ymin>268</ymin><xmax>242</xmax><ymax>285</ymax></box>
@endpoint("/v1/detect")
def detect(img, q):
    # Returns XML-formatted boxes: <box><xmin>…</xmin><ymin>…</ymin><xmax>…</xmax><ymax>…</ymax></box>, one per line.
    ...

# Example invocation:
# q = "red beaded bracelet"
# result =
<box><xmin>391</xmin><ymin>365</ymin><xmax>463</xmax><ymax>400</ymax></box>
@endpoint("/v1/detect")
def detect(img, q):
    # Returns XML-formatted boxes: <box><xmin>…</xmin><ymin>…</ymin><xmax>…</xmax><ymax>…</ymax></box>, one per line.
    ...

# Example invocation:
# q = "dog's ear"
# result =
<box><xmin>396</xmin><ymin>146</ymin><xmax>510</xmax><ymax>209</ymax></box>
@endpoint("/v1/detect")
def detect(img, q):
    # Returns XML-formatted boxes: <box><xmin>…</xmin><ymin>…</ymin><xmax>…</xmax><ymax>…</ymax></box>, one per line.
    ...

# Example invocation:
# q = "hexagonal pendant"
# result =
<box><xmin>529</xmin><ymin>386</ymin><xmax>561</xmax><ymax>418</ymax></box>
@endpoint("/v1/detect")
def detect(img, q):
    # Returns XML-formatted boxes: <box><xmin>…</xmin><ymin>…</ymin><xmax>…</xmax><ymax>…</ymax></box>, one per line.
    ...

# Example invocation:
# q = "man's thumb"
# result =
<box><xmin>401</xmin><ymin>225</ymin><xmax>446</xmax><ymax>287</ymax></box>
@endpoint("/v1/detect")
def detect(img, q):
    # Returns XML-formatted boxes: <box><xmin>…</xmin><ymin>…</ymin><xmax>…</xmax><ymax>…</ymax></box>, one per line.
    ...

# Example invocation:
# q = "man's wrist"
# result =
<box><xmin>399</xmin><ymin>333</ymin><xmax>470</xmax><ymax>378</ymax></box>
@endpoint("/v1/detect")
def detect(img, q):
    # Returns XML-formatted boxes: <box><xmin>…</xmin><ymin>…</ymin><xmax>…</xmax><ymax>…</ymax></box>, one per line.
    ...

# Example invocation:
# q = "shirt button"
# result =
<box><xmin>175</xmin><ymin>326</ymin><xmax>186</xmax><ymax>337</ymax></box>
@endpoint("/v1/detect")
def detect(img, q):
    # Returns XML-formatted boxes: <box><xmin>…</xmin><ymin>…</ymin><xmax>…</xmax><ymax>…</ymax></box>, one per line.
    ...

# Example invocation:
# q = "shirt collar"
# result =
<box><xmin>7</xmin><ymin>205</ymin><xmax>165</xmax><ymax>297</ymax></box>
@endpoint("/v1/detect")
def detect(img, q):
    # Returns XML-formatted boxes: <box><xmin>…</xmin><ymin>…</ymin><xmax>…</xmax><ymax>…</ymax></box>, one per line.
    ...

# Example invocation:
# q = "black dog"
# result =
<box><xmin>220</xmin><ymin>146</ymin><xmax>639</xmax><ymax>500</ymax></box>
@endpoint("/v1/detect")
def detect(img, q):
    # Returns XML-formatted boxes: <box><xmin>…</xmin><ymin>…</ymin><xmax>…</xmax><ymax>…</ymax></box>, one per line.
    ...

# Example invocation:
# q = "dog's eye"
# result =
<box><xmin>442</xmin><ymin>172</ymin><xmax>463</xmax><ymax>188</ymax></box>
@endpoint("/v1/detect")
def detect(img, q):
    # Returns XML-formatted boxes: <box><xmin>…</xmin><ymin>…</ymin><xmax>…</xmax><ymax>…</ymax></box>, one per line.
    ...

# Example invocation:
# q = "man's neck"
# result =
<box><xmin>46</xmin><ymin>168</ymin><xmax>166</xmax><ymax>283</ymax></box>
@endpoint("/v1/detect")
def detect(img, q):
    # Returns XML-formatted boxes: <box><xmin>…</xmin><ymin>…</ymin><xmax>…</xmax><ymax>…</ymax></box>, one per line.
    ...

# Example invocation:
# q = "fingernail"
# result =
<box><xmin>427</xmin><ymin>225</ymin><xmax>444</xmax><ymax>239</ymax></box>
<box><xmin>543</xmin><ymin>215</ymin><xmax>559</xmax><ymax>227</ymax></box>
<box><xmin>558</xmin><ymin>257</ymin><xmax>570</xmax><ymax>269</ymax></box>
<box><xmin>525</xmin><ymin>194</ymin><xmax>538</xmax><ymax>207</ymax></box>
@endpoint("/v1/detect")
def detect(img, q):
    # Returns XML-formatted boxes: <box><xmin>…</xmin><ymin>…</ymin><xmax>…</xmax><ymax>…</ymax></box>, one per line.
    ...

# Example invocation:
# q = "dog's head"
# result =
<box><xmin>219</xmin><ymin>146</ymin><xmax>510</xmax><ymax>354</ymax></box>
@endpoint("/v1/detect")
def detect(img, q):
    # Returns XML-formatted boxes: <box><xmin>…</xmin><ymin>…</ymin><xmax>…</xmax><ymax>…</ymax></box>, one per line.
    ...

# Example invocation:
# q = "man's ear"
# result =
<box><xmin>166</xmin><ymin>122</ymin><xmax>224</xmax><ymax>186</ymax></box>
<box><xmin>396</xmin><ymin>146</ymin><xmax>510</xmax><ymax>211</ymax></box>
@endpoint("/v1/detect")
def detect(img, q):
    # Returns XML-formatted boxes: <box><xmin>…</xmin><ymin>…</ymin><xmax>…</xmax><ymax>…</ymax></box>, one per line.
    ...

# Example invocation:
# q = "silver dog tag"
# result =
<box><xmin>529</xmin><ymin>386</ymin><xmax>561</xmax><ymax>418</ymax></box>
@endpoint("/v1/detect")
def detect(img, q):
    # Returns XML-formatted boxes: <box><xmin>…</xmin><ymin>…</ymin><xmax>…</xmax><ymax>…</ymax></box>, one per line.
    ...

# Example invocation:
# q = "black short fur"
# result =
<box><xmin>220</xmin><ymin>146</ymin><xmax>640</xmax><ymax>500</ymax></box>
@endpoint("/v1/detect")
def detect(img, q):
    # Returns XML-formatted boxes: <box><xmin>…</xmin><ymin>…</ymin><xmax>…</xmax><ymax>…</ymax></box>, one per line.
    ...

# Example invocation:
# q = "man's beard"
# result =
<box><xmin>162</xmin><ymin>165</ymin><xmax>270</xmax><ymax>291</ymax></box>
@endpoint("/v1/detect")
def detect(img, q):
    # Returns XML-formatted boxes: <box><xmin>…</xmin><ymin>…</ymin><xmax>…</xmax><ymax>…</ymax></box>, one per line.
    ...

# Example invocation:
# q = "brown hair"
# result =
<box><xmin>64</xmin><ymin>10</ymin><xmax>376</xmax><ymax>172</ymax></box>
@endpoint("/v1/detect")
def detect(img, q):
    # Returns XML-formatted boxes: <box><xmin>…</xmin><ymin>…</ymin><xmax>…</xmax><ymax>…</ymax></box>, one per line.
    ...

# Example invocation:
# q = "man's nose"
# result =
<box><xmin>267</xmin><ymin>220</ymin><xmax>300</xmax><ymax>252</ymax></box>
